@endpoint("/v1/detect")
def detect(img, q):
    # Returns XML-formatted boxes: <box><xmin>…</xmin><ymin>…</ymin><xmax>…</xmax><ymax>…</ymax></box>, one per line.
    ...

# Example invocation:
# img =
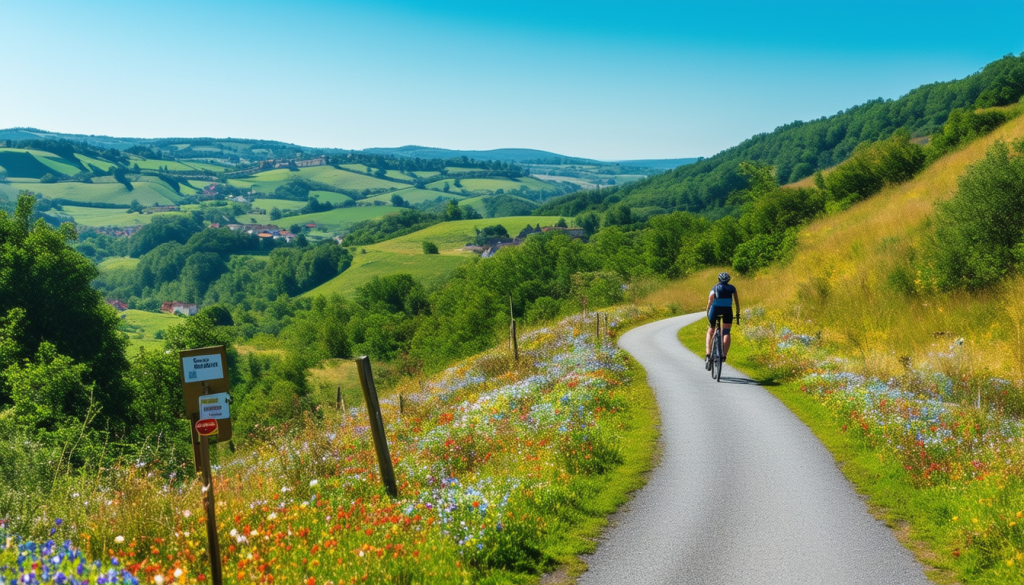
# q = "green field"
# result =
<box><xmin>119</xmin><ymin>309</ymin><xmax>182</xmax><ymax>353</ymax></box>
<box><xmin>424</xmin><ymin>177</ymin><xmax>552</xmax><ymax>194</ymax></box>
<box><xmin>374</xmin><ymin>216</ymin><xmax>565</xmax><ymax>255</ymax></box>
<box><xmin>0</xmin><ymin>181</ymin><xmax>180</xmax><ymax>206</ymax></box>
<box><xmin>305</xmin><ymin>249</ymin><xmax>469</xmax><ymax>297</ymax></box>
<box><xmin>365</xmin><ymin>187</ymin><xmax>461</xmax><ymax>205</ymax></box>
<box><xmin>228</xmin><ymin>166</ymin><xmax>404</xmax><ymax>194</ymax></box>
<box><xmin>129</xmin><ymin>157</ymin><xmax>227</xmax><ymax>173</ymax></box>
<box><xmin>310</xmin><ymin>190</ymin><xmax>353</xmax><ymax>205</ymax></box>
<box><xmin>75</xmin><ymin>154</ymin><xmax>117</xmax><ymax>172</ymax></box>
<box><xmin>266</xmin><ymin>205</ymin><xmax>400</xmax><ymax>232</ymax></box>
<box><xmin>97</xmin><ymin>256</ymin><xmax>140</xmax><ymax>274</ymax></box>
<box><xmin>250</xmin><ymin>198</ymin><xmax>308</xmax><ymax>212</ymax></box>
<box><xmin>0</xmin><ymin>149</ymin><xmax>77</xmax><ymax>179</ymax></box>
<box><xmin>305</xmin><ymin>215</ymin><xmax>566</xmax><ymax>297</ymax></box>
<box><xmin>61</xmin><ymin>206</ymin><xmax>183</xmax><ymax>228</ymax></box>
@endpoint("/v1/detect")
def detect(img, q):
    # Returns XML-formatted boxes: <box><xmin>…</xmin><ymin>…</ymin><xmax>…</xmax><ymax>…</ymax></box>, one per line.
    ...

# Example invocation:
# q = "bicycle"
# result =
<box><xmin>710</xmin><ymin>315</ymin><xmax>724</xmax><ymax>382</ymax></box>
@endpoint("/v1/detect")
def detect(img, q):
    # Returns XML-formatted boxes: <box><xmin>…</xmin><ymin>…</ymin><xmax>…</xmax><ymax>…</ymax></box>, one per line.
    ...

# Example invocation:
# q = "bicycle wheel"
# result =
<box><xmin>712</xmin><ymin>326</ymin><xmax>723</xmax><ymax>381</ymax></box>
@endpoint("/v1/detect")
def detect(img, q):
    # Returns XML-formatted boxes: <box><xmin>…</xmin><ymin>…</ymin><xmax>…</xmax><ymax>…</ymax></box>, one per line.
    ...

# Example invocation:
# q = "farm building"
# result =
<box><xmin>160</xmin><ymin>302</ymin><xmax>198</xmax><ymax>316</ymax></box>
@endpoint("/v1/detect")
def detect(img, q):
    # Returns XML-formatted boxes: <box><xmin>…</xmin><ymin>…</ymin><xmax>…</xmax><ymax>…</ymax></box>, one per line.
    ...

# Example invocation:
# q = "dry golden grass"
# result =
<box><xmin>648</xmin><ymin>113</ymin><xmax>1024</xmax><ymax>380</ymax></box>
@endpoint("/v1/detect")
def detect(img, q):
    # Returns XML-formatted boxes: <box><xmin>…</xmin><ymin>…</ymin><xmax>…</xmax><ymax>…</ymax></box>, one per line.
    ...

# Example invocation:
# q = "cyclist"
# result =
<box><xmin>705</xmin><ymin>272</ymin><xmax>740</xmax><ymax>370</ymax></box>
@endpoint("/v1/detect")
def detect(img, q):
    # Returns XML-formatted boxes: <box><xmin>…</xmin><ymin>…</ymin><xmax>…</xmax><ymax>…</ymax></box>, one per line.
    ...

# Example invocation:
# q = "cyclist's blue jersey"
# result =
<box><xmin>709</xmin><ymin>283</ymin><xmax>736</xmax><ymax>308</ymax></box>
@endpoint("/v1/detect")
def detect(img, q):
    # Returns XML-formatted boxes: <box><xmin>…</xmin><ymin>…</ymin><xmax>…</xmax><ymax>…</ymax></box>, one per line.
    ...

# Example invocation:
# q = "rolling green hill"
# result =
<box><xmin>0</xmin><ymin>181</ymin><xmax>180</xmax><ymax>206</ymax></box>
<box><xmin>306</xmin><ymin>215</ymin><xmax>565</xmax><ymax>297</ymax></box>
<box><xmin>228</xmin><ymin>166</ymin><xmax>404</xmax><ymax>194</ymax></box>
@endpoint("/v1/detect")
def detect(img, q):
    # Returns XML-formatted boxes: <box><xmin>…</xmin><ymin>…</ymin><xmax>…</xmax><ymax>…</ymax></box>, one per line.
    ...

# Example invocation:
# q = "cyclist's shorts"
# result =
<box><xmin>707</xmin><ymin>307</ymin><xmax>733</xmax><ymax>327</ymax></box>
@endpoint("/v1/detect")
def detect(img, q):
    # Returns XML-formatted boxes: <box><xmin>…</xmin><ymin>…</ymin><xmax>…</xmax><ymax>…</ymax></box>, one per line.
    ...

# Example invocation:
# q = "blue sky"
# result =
<box><xmin>1</xmin><ymin>0</ymin><xmax>1022</xmax><ymax>160</ymax></box>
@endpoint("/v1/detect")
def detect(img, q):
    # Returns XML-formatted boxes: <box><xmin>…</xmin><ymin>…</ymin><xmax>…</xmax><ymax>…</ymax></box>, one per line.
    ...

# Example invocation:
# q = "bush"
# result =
<box><xmin>422</xmin><ymin>241</ymin><xmax>439</xmax><ymax>254</ymax></box>
<box><xmin>924</xmin><ymin>140</ymin><xmax>1024</xmax><ymax>290</ymax></box>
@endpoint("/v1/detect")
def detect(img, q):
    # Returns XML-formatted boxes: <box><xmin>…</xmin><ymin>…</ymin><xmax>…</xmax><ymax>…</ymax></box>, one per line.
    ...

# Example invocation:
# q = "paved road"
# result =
<box><xmin>579</xmin><ymin>313</ymin><xmax>930</xmax><ymax>585</ymax></box>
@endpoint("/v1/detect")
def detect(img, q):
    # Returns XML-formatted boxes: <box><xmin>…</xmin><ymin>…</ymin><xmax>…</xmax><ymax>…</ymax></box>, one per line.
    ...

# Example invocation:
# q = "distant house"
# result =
<box><xmin>160</xmin><ymin>301</ymin><xmax>198</xmax><ymax>316</ymax></box>
<box><xmin>209</xmin><ymin>222</ymin><xmax>221</xmax><ymax>229</ymax></box>
<box><xmin>106</xmin><ymin>299</ymin><xmax>128</xmax><ymax>312</ymax></box>
<box><xmin>305</xmin><ymin>223</ymin><xmax>317</xmax><ymax>229</ymax></box>
<box><xmin>295</xmin><ymin>155</ymin><xmax>327</xmax><ymax>168</ymax></box>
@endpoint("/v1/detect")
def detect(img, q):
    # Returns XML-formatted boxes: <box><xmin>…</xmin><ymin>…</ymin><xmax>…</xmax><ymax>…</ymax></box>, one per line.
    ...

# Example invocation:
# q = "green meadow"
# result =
<box><xmin>305</xmin><ymin>249</ymin><xmax>469</xmax><ymax>297</ymax></box>
<box><xmin>74</xmin><ymin>154</ymin><xmax>117</xmax><ymax>171</ymax></box>
<box><xmin>249</xmin><ymin>198</ymin><xmax>308</xmax><ymax>212</ymax></box>
<box><xmin>227</xmin><ymin>166</ymin><xmax>402</xmax><ymax>193</ymax></box>
<box><xmin>97</xmin><ymin>256</ymin><xmax>140</xmax><ymax>274</ymax></box>
<box><xmin>365</xmin><ymin>187</ymin><xmax>462</xmax><ymax>204</ymax></box>
<box><xmin>119</xmin><ymin>309</ymin><xmax>183</xmax><ymax>353</ymax></box>
<box><xmin>305</xmin><ymin>215</ymin><xmax>566</xmax><ymax>297</ymax></box>
<box><xmin>309</xmin><ymin>190</ymin><xmax>354</xmax><ymax>205</ymax></box>
<box><xmin>425</xmin><ymin>176</ymin><xmax>552</xmax><ymax>193</ymax></box>
<box><xmin>274</xmin><ymin>205</ymin><xmax>399</xmax><ymax>231</ymax></box>
<box><xmin>0</xmin><ymin>181</ymin><xmax>180</xmax><ymax>206</ymax></box>
<box><xmin>59</xmin><ymin>206</ymin><xmax>183</xmax><ymax>228</ymax></box>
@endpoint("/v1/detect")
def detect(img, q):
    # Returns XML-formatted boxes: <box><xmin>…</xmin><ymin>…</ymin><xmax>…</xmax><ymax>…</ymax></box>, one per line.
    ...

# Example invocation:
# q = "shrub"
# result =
<box><xmin>422</xmin><ymin>241</ymin><xmax>439</xmax><ymax>254</ymax></box>
<box><xmin>924</xmin><ymin>140</ymin><xmax>1024</xmax><ymax>290</ymax></box>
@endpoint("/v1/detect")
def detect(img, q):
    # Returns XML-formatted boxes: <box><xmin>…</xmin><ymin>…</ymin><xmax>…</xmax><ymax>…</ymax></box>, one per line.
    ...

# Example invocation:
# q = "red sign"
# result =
<box><xmin>196</xmin><ymin>419</ymin><xmax>218</xmax><ymax>436</ymax></box>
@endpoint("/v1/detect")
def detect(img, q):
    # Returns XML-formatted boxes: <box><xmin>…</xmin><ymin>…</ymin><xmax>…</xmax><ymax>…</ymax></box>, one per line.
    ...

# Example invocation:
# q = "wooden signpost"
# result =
<box><xmin>355</xmin><ymin>356</ymin><xmax>398</xmax><ymax>498</ymax></box>
<box><xmin>179</xmin><ymin>346</ymin><xmax>230</xmax><ymax>585</ymax></box>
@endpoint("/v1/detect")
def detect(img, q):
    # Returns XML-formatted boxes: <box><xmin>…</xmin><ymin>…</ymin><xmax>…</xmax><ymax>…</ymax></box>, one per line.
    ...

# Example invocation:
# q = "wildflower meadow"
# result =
<box><xmin>1</xmin><ymin>306</ymin><xmax>662</xmax><ymax>584</ymax></box>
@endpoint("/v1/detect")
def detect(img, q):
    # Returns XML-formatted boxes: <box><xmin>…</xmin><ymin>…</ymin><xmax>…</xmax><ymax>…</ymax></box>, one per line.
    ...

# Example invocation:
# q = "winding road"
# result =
<box><xmin>579</xmin><ymin>313</ymin><xmax>930</xmax><ymax>585</ymax></box>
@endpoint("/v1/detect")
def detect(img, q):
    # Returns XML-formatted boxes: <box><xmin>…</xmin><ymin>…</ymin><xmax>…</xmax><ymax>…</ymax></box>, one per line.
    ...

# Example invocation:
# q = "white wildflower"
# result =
<box><xmin>114</xmin><ymin>535</ymin><xmax>124</xmax><ymax>544</ymax></box>
<box><xmin>309</xmin><ymin>479</ymin><xmax>319</xmax><ymax>487</ymax></box>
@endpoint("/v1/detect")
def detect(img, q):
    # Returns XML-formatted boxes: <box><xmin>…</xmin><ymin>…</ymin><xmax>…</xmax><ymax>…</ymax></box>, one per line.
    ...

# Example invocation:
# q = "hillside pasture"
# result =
<box><xmin>250</xmin><ymin>198</ymin><xmax>308</xmax><ymax>212</ymax></box>
<box><xmin>35</xmin><ymin>154</ymin><xmax>82</xmax><ymax>177</ymax></box>
<box><xmin>365</xmin><ymin>187</ymin><xmax>461</xmax><ymax>205</ymax></box>
<box><xmin>310</xmin><ymin>190</ymin><xmax>353</xmax><ymax>205</ymax></box>
<box><xmin>61</xmin><ymin>206</ymin><xmax>181</xmax><ymax>228</ymax></box>
<box><xmin>120</xmin><ymin>309</ymin><xmax>182</xmax><ymax>353</ymax></box>
<box><xmin>75</xmin><ymin>154</ymin><xmax>117</xmax><ymax>172</ymax></box>
<box><xmin>228</xmin><ymin>166</ymin><xmax>404</xmax><ymax>194</ymax></box>
<box><xmin>275</xmin><ymin>205</ymin><xmax>400</xmax><ymax>233</ymax></box>
<box><xmin>425</xmin><ymin>176</ymin><xmax>553</xmax><ymax>194</ymax></box>
<box><xmin>304</xmin><ymin>249</ymin><xmax>469</xmax><ymax>297</ymax></box>
<box><xmin>0</xmin><ymin>150</ymin><xmax>58</xmax><ymax>179</ymax></box>
<box><xmin>370</xmin><ymin>215</ymin><xmax>565</xmax><ymax>256</ymax></box>
<box><xmin>0</xmin><ymin>181</ymin><xmax>180</xmax><ymax>206</ymax></box>
<box><xmin>96</xmin><ymin>256</ymin><xmax>140</xmax><ymax>274</ymax></box>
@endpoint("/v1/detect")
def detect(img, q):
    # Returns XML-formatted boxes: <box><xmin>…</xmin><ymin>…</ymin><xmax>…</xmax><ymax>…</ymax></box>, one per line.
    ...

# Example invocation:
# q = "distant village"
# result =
<box><xmin>465</xmin><ymin>225</ymin><xmax>585</xmax><ymax>258</ymax></box>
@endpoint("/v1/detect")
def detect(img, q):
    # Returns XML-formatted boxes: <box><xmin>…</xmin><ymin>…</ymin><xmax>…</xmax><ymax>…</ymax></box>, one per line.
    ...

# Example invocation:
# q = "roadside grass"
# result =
<box><xmin>1</xmin><ymin>307</ymin><xmax>664</xmax><ymax>585</ymax></box>
<box><xmin>675</xmin><ymin>319</ymin><xmax>962</xmax><ymax>584</ymax></box>
<box><xmin>677</xmin><ymin>309</ymin><xmax>1024</xmax><ymax>584</ymax></box>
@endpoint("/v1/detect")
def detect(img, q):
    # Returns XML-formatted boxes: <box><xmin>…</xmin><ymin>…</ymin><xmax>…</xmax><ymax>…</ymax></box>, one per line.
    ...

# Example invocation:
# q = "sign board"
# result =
<box><xmin>183</xmin><ymin>354</ymin><xmax>224</xmax><ymax>383</ymax></box>
<box><xmin>196</xmin><ymin>418</ymin><xmax>218</xmax><ymax>436</ymax></box>
<box><xmin>199</xmin><ymin>392</ymin><xmax>231</xmax><ymax>420</ymax></box>
<box><xmin>180</xmin><ymin>346</ymin><xmax>232</xmax><ymax>444</ymax></box>
<box><xmin>179</xmin><ymin>346</ymin><xmax>230</xmax><ymax>415</ymax></box>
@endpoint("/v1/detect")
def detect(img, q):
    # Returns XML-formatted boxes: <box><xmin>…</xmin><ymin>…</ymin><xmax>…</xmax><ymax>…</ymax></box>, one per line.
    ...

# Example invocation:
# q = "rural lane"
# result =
<box><xmin>578</xmin><ymin>313</ymin><xmax>930</xmax><ymax>585</ymax></box>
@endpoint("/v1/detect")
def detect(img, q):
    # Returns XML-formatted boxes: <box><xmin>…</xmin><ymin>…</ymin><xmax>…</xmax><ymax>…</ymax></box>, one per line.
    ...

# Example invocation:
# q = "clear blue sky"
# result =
<box><xmin>1</xmin><ymin>0</ymin><xmax>1022</xmax><ymax>160</ymax></box>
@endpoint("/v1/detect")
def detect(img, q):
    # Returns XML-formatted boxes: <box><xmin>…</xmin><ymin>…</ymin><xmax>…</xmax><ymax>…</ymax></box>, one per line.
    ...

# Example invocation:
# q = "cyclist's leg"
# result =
<box><xmin>721</xmin><ymin>308</ymin><xmax>734</xmax><ymax>358</ymax></box>
<box><xmin>705</xmin><ymin>311</ymin><xmax>716</xmax><ymax>357</ymax></box>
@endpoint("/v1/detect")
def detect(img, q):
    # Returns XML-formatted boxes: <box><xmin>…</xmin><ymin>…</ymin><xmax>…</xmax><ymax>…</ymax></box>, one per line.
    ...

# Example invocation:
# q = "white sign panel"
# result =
<box><xmin>199</xmin><ymin>392</ymin><xmax>231</xmax><ymax>420</ymax></box>
<box><xmin>182</xmin><ymin>354</ymin><xmax>225</xmax><ymax>383</ymax></box>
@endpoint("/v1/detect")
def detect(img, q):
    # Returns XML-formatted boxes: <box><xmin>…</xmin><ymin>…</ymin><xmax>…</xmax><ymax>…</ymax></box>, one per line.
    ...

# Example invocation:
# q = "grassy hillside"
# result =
<box><xmin>262</xmin><ymin>205</ymin><xmax>398</xmax><ymax>231</ymax></box>
<box><xmin>0</xmin><ymin>181</ymin><xmax>180</xmax><ymax>206</ymax></box>
<box><xmin>650</xmin><ymin>112</ymin><xmax>1024</xmax><ymax>363</ymax></box>
<box><xmin>306</xmin><ymin>215</ymin><xmax>565</xmax><ymax>297</ymax></box>
<box><xmin>119</xmin><ymin>309</ymin><xmax>182</xmax><ymax>352</ymax></box>
<box><xmin>228</xmin><ymin>166</ymin><xmax>404</xmax><ymax>193</ymax></box>
<box><xmin>59</xmin><ymin>206</ymin><xmax>182</xmax><ymax>228</ymax></box>
<box><xmin>365</xmin><ymin>187</ymin><xmax>461</xmax><ymax>205</ymax></box>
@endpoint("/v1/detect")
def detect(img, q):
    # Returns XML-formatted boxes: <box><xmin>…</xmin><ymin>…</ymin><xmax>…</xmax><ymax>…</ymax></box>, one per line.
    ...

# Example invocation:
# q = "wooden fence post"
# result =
<box><xmin>354</xmin><ymin>356</ymin><xmax>398</xmax><ymax>498</ymax></box>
